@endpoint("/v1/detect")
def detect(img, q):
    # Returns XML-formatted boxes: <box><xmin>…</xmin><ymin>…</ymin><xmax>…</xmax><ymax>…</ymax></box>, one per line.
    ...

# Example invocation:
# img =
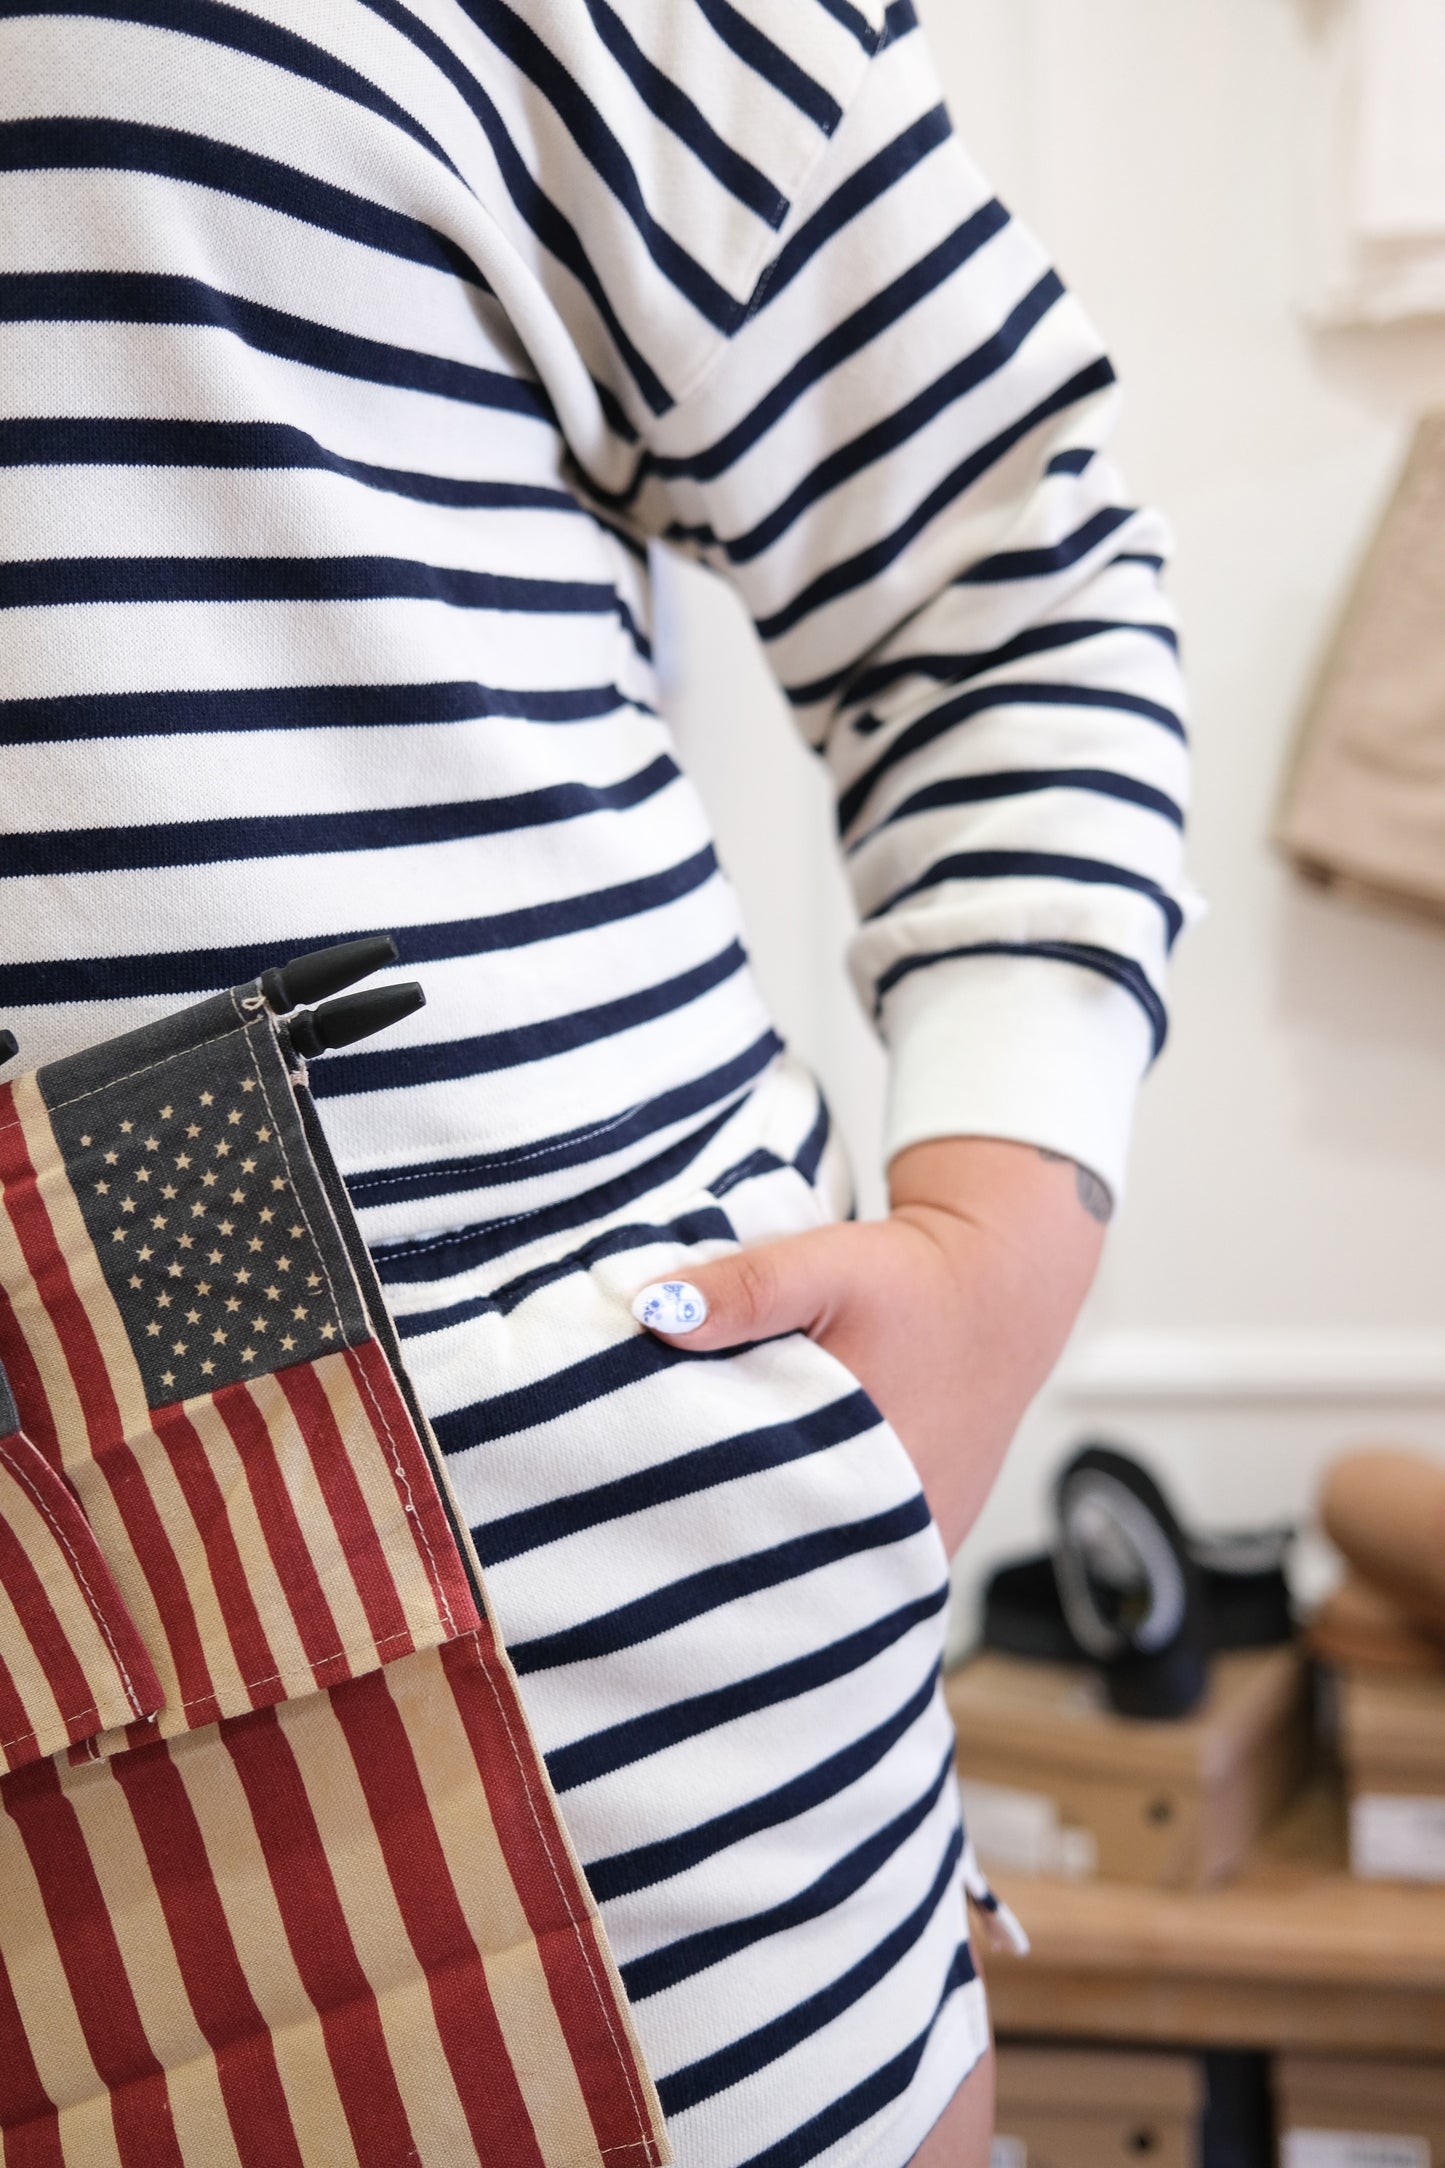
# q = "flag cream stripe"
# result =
<box><xmin>318</xmin><ymin>1658</ymin><xmax>552</xmax><ymax>2164</ymax></box>
<box><xmin>0</xmin><ymin>1800</ymin><xmax>112</xmax><ymax>2158</ymax></box>
<box><xmin>319</xmin><ymin>1343</ymin><xmax>461</xmax><ymax>1648</ymax></box>
<box><xmin>383</xmin><ymin>1643</ymin><xmax>605</xmax><ymax>2166</ymax></box>
<box><xmin>150</xmin><ymin>1400</ymin><xmax>288</xmax><ymax>1712</ymax></box>
<box><xmin>0</xmin><ymin>1144</ymin><xmax>94</xmax><ymax>1483</ymax></box>
<box><xmin>63</xmin><ymin>1763</ymin><xmax>241</xmax><ymax>2168</ymax></box>
<box><xmin>232</xmin><ymin>1373</ymin><xmax>376</xmax><ymax>1681</ymax></box>
<box><xmin>169</xmin><ymin>1723</ymin><xmax>363</xmax><ymax>2168</ymax></box>
<box><xmin>0</xmin><ymin>1537</ymin><xmax>89</xmax><ymax>1766</ymax></box>
<box><xmin>109</xmin><ymin>1744</ymin><xmax>304</xmax><ymax>2168</ymax></box>
<box><xmin>0</xmin><ymin>1939</ymin><xmax>65</xmax><ymax>2168</ymax></box>
<box><xmin>341</xmin><ymin>1337</ymin><xmax>480</xmax><ymax>1636</ymax></box>
<box><xmin>2</xmin><ymin>1761</ymin><xmax>183</xmax><ymax>2168</ymax></box>
<box><xmin>274</xmin><ymin>1679</ymin><xmax>497</xmax><ymax>2163</ymax></box>
<box><xmin>272</xmin><ymin>1361</ymin><xmax>418</xmax><ymax>1660</ymax></box>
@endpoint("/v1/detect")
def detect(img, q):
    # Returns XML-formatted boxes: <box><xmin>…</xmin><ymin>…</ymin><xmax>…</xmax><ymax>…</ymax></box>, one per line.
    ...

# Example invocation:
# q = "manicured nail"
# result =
<box><xmin>631</xmin><ymin>1280</ymin><xmax>708</xmax><ymax>1334</ymax></box>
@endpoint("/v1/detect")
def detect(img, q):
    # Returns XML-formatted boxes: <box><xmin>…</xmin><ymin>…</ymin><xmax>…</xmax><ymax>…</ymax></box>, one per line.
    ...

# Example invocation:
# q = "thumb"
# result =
<box><xmin>631</xmin><ymin>1229</ymin><xmax>848</xmax><ymax>1352</ymax></box>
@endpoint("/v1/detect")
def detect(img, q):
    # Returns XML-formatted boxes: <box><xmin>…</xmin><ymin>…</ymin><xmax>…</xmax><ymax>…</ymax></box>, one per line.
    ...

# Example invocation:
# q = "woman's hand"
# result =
<box><xmin>631</xmin><ymin>1136</ymin><xmax>1109</xmax><ymax>1557</ymax></box>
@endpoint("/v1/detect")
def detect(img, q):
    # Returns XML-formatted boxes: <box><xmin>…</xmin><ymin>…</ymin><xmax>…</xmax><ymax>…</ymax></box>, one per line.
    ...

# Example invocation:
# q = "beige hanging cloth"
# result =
<box><xmin>1277</xmin><ymin>412</ymin><xmax>1445</xmax><ymax>916</ymax></box>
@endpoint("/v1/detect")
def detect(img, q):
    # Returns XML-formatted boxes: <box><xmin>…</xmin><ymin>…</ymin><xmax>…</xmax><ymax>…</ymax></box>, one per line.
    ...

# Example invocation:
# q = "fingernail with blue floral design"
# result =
<box><xmin>631</xmin><ymin>1280</ymin><xmax>708</xmax><ymax>1334</ymax></box>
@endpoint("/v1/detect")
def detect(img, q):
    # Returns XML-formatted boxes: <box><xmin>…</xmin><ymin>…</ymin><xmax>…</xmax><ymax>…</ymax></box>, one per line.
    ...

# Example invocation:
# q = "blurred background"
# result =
<box><xmin>654</xmin><ymin>0</ymin><xmax>1445</xmax><ymax>1659</ymax></box>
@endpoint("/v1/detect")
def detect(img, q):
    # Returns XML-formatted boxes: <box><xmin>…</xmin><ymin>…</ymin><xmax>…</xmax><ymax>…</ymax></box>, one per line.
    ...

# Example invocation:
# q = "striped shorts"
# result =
<box><xmin>377</xmin><ymin>1052</ymin><xmax>990</xmax><ymax>2168</ymax></box>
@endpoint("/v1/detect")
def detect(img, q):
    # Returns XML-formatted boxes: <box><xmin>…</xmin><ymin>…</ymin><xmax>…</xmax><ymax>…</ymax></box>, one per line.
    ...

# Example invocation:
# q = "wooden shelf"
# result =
<box><xmin>984</xmin><ymin>1776</ymin><xmax>1445</xmax><ymax>2057</ymax></box>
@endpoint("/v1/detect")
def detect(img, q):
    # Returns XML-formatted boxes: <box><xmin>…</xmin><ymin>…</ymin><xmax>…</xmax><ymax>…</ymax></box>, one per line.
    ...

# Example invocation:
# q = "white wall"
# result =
<box><xmin>657</xmin><ymin>0</ymin><xmax>1445</xmax><ymax>1653</ymax></box>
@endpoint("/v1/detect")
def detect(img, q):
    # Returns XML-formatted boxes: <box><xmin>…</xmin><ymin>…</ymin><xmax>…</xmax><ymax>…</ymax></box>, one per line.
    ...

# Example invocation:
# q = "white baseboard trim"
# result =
<box><xmin>1057</xmin><ymin>1328</ymin><xmax>1445</xmax><ymax>1404</ymax></box>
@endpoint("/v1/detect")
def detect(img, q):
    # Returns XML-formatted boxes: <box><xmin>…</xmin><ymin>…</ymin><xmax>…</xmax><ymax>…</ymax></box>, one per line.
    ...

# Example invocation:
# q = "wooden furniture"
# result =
<box><xmin>994</xmin><ymin>2045</ymin><xmax>1202</xmax><ymax>2168</ymax></box>
<box><xmin>981</xmin><ymin>1776</ymin><xmax>1445</xmax><ymax>2059</ymax></box>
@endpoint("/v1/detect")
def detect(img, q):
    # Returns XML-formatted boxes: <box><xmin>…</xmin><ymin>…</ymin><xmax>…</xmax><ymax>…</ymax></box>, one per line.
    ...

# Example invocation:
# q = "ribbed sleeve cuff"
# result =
<box><xmin>878</xmin><ymin>952</ymin><xmax>1157</xmax><ymax>1207</ymax></box>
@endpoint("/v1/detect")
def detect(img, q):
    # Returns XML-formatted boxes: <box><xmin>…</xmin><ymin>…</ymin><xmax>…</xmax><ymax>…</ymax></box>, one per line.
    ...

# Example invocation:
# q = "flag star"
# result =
<box><xmin>157</xmin><ymin>1293</ymin><xmax>171</xmax><ymax>1310</ymax></box>
<box><xmin>201</xmin><ymin>1171</ymin><xmax>217</xmax><ymax>1188</ymax></box>
<box><xmin>174</xmin><ymin>1153</ymin><xmax>192</xmax><ymax>1170</ymax></box>
<box><xmin>235</xmin><ymin>1268</ymin><xmax>251</xmax><ymax>1285</ymax></box>
<box><xmin>111</xmin><ymin>1228</ymin><xmax>127</xmax><ymax>1243</ymax></box>
<box><xmin>127</xmin><ymin>1274</ymin><xmax>142</xmax><ymax>1290</ymax></box>
<box><xmin>146</xmin><ymin>1321</ymin><xmax>160</xmax><ymax>1337</ymax></box>
<box><xmin>256</xmin><ymin>1126</ymin><xmax>272</xmax><ymax>1143</ymax></box>
<box><xmin>289</xmin><ymin>1225</ymin><xmax>303</xmax><ymax>1241</ymax></box>
<box><xmin>151</xmin><ymin>1214</ymin><xmax>167</xmax><ymax>1229</ymax></box>
<box><xmin>241</xmin><ymin>1347</ymin><xmax>256</xmax><ymax>1362</ymax></box>
<box><xmin>159</xmin><ymin>1105</ymin><xmax>173</xmax><ymax>1120</ymax></box>
<box><xmin>80</xmin><ymin>1134</ymin><xmax>92</xmax><ymax>1148</ymax></box>
<box><xmin>215</xmin><ymin>1140</ymin><xmax>231</xmax><ymax>1158</ymax></box>
<box><xmin>212</xmin><ymin>1328</ymin><xmax>227</xmax><ymax>1345</ymax></box>
<box><xmin>185</xmin><ymin>1125</ymin><xmax>200</xmax><ymax>1141</ymax></box>
<box><xmin>224</xmin><ymin>1296</ymin><xmax>241</xmax><ymax>1316</ymax></box>
<box><xmin>190</xmin><ymin>1201</ymin><xmax>207</xmax><ymax>1218</ymax></box>
<box><xmin>270</xmin><ymin>1176</ymin><xmax>286</xmax><ymax>1193</ymax></box>
<box><xmin>208</xmin><ymin>1249</ymin><xmax>224</xmax><ymax>1265</ymax></box>
<box><xmin>251</xmin><ymin>1317</ymin><xmax>267</xmax><ymax>1333</ymax></box>
<box><xmin>199</xmin><ymin>1092</ymin><xmax>214</xmax><ymax>1108</ymax></box>
<box><xmin>276</xmin><ymin>1257</ymin><xmax>291</xmax><ymax>1273</ymax></box>
<box><xmin>104</xmin><ymin>1151</ymin><xmax>118</xmax><ymax>1166</ymax></box>
<box><xmin>241</xmin><ymin>1079</ymin><xmax>256</xmax><ymax>1093</ymax></box>
<box><xmin>292</xmin><ymin>1305</ymin><xmax>307</xmax><ymax>1321</ymax></box>
<box><xmin>230</xmin><ymin>1189</ymin><xmax>246</xmax><ymax>1206</ymax></box>
<box><xmin>137</xmin><ymin>1244</ymin><xmax>153</xmax><ymax>1261</ymax></box>
<box><xmin>306</xmin><ymin>1274</ymin><xmax>321</xmax><ymax>1290</ymax></box>
<box><xmin>280</xmin><ymin>1335</ymin><xmax>296</xmax><ymax>1352</ymax></box>
<box><xmin>136</xmin><ymin>1168</ymin><xmax>151</xmax><ymax>1184</ymax></box>
<box><xmin>171</xmin><ymin>1341</ymin><xmax>187</xmax><ymax>1356</ymax></box>
<box><xmin>200</xmin><ymin>1359</ymin><xmax>215</xmax><ymax>1376</ymax></box>
<box><xmin>94</xmin><ymin>1179</ymin><xmax>110</xmax><ymax>1195</ymax></box>
<box><xmin>320</xmin><ymin>1322</ymin><xmax>336</xmax><ymax>1340</ymax></box>
<box><xmin>144</xmin><ymin>1137</ymin><xmax>159</xmax><ymax>1152</ymax></box>
<box><xmin>227</xmin><ymin>1110</ymin><xmax>242</xmax><ymax>1126</ymax></box>
<box><xmin>185</xmin><ymin>1309</ymin><xmax>200</xmax><ymax>1326</ymax></box>
<box><xmin>195</xmin><ymin>1281</ymin><xmax>211</xmax><ymax>1296</ymax></box>
<box><xmin>120</xmin><ymin>1120</ymin><xmax>134</xmax><ymax>1134</ymax></box>
<box><xmin>162</xmin><ymin>1184</ymin><xmax>177</xmax><ymax>1200</ymax></box>
<box><xmin>248</xmin><ymin>1237</ymin><xmax>264</xmax><ymax>1254</ymax></box>
<box><xmin>121</xmin><ymin>1197</ymin><xmax>136</xmax><ymax>1213</ymax></box>
<box><xmin>177</xmin><ymin>1234</ymin><xmax>194</xmax><ymax>1250</ymax></box>
<box><xmin>259</xmin><ymin>1207</ymin><xmax>274</xmax><ymax>1224</ymax></box>
<box><xmin>167</xmin><ymin>1263</ymin><xmax>184</xmax><ymax>1279</ymax></box>
<box><xmin>241</xmin><ymin>1158</ymin><xmax>257</xmax><ymax>1174</ymax></box>
<box><xmin>161</xmin><ymin>1369</ymin><xmax>175</xmax><ymax>1387</ymax></box>
<box><xmin>265</xmin><ymin>1285</ymin><xmax>280</xmax><ymax>1301</ymax></box>
<box><xmin>218</xmin><ymin>1219</ymin><xmax>234</xmax><ymax>1236</ymax></box>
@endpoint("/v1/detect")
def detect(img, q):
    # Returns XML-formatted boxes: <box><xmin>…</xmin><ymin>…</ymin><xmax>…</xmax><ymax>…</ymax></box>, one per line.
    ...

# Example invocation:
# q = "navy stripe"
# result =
<box><xmin>0</xmin><ymin>846</ymin><xmax>719</xmax><ymax>1011</ymax></box>
<box><xmin>0</xmin><ymin>552</ymin><xmax>613</xmax><ymax>615</ymax></box>
<box><xmin>839</xmin><ymin>678</ymin><xmax>1186</xmax><ymax>832</ymax></box>
<box><xmin>846</xmin><ymin>617</ymin><xmax>1180</xmax><ymax>714</ymax></box>
<box><xmin>510</xmin><ymin>1494</ymin><xmax>933</xmax><ymax>1674</ymax></box>
<box><xmin>792</xmin><ymin>1091</ymin><xmax>832</xmax><ymax>1184</ymax></box>
<box><xmin>857</xmin><ymin>766</ymin><xmax>1185</xmax><ymax>838</ymax></box>
<box><xmin>882</xmin><ymin>0</ymin><xmax>919</xmax><ymax>38</ymax></box>
<box><xmin>318</xmin><ymin>937</ymin><xmax>747</xmax><ymax>1095</ymax></box>
<box><xmin>960</xmin><ymin>502</ymin><xmax>1134</xmax><ymax>586</ymax></box>
<box><xmin>465</xmin><ymin>0</ymin><xmax>744</xmax><ymax>329</ymax></box>
<box><xmin>585</xmin><ymin>1659</ymin><xmax>939</xmax><ymax>1902</ymax></box>
<box><xmin>739</xmin><ymin>1941</ymin><xmax>976</xmax><ymax>2168</ymax></box>
<box><xmin>472</xmin><ymin>1387</ymin><xmax>879</xmax><ymax>1564</ymax></box>
<box><xmin>760</xmin><ymin>357</ymin><xmax>1117</xmax><ymax>645</ymax></box>
<box><xmin>1113</xmin><ymin>550</ymin><xmax>1166</xmax><ymax>570</ymax></box>
<box><xmin>394</xmin><ymin>1204</ymin><xmax>739</xmax><ymax>1339</ymax></box>
<box><xmin>0</xmin><ymin>416</ymin><xmax>577</xmax><ymax>510</ymax></box>
<box><xmin>658</xmin><ymin>1822</ymin><xmax>964</xmax><ymax>2114</ymax></box>
<box><xmin>656</xmin><ymin>201</ymin><xmax>1010</xmax><ymax>489</ymax></box>
<box><xmin>357</xmin><ymin>0</ymin><xmax>673</xmax><ymax>412</ymax></box>
<box><xmin>1048</xmin><ymin>445</ymin><xmax>1095</xmax><ymax>476</ymax></box>
<box><xmin>0</xmin><ymin>271</ymin><xmax>549</xmax><ymax>415</ymax></box>
<box><xmin>813</xmin><ymin>0</ymin><xmax>879</xmax><ymax>55</ymax></box>
<box><xmin>693</xmin><ymin>0</ymin><xmax>843</xmax><ymax>133</ymax></box>
<box><xmin>360</xmin><ymin>1025</ymin><xmax>773</xmax><ymax>1217</ymax></box>
<box><xmin>749</xmin><ymin>104</ymin><xmax>951</xmax><ymax>313</ymax></box>
<box><xmin>373</xmin><ymin>1095</ymin><xmax>748</xmax><ymax>1284</ymax></box>
<box><xmin>0</xmin><ymin>118</ymin><xmax>489</xmax><ymax>287</ymax></box>
<box><xmin>725</xmin><ymin>269</ymin><xmax>1062</xmax><ymax>562</ymax></box>
<box><xmin>0</xmin><ymin>754</ymin><xmax>678</xmax><ymax>878</ymax></box>
<box><xmin>0</xmin><ymin>677</ymin><xmax>627</xmax><ymax>748</ymax></box>
<box><xmin>546</xmin><ymin>1583</ymin><xmax>949</xmax><ymax>1792</ymax></box>
<box><xmin>0</xmin><ymin>0</ymin><xmax>464</xmax><ymax>180</ymax></box>
<box><xmin>870</xmin><ymin>849</ymin><xmax>1186</xmax><ymax>944</ymax></box>
<box><xmin>582</xmin><ymin>0</ymin><xmax>787</xmax><ymax>225</ymax></box>
<box><xmin>622</xmin><ymin>1744</ymin><xmax>954</xmax><ymax>1999</ymax></box>
<box><xmin>874</xmin><ymin>938</ymin><xmax>1170</xmax><ymax>1056</ymax></box>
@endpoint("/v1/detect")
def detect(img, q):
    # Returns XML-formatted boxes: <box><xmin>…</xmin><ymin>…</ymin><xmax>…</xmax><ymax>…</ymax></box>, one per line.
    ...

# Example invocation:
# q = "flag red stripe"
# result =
<box><xmin>0</xmin><ymin>1931</ymin><xmax>63</xmax><ymax>2168</ymax></box>
<box><xmin>3</xmin><ymin>1758</ymin><xmax>185</xmax><ymax>2168</ymax></box>
<box><xmin>344</xmin><ymin>1340</ymin><xmax>477</xmax><ymax>1632</ymax></box>
<box><xmin>439</xmin><ymin>1636</ymin><xmax>659</xmax><ymax>2163</ymax></box>
<box><xmin>0</xmin><ymin>1276</ymin><xmax>62</xmax><ymax>1479</ymax></box>
<box><xmin>150</xmin><ymin>1405</ymin><xmax>279</xmax><ymax>1712</ymax></box>
<box><xmin>111</xmin><ymin>1742</ymin><xmax>304</xmax><ymax>2168</ymax></box>
<box><xmin>222</xmin><ymin>1705</ymin><xmax>417</xmax><ymax>2168</ymax></box>
<box><xmin>274</xmin><ymin>1365</ymin><xmax>413</xmax><ymax>1659</ymax></box>
<box><xmin>213</xmin><ymin>1384</ymin><xmax>345</xmax><ymax>1687</ymax></box>
<box><xmin>0</xmin><ymin>1098</ymin><xmax>217</xmax><ymax>1725</ymax></box>
<box><xmin>0</xmin><ymin>1651</ymin><xmax>41</xmax><ymax>1773</ymax></box>
<box><xmin>329</xmin><ymin>1666</ymin><xmax>547</xmax><ymax>2168</ymax></box>
<box><xmin>0</xmin><ymin>1512</ymin><xmax>104</xmax><ymax>1751</ymax></box>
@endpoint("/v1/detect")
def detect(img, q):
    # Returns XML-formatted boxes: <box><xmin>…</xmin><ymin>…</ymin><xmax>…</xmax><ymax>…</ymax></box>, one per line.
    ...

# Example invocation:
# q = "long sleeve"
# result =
<box><xmin>611</xmin><ymin>10</ymin><xmax>1195</xmax><ymax>1199</ymax></box>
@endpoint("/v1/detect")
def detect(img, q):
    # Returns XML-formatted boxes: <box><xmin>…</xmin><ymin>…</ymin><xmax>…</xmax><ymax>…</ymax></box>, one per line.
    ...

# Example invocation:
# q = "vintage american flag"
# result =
<box><xmin>0</xmin><ymin>978</ymin><xmax>669</xmax><ymax>2167</ymax></box>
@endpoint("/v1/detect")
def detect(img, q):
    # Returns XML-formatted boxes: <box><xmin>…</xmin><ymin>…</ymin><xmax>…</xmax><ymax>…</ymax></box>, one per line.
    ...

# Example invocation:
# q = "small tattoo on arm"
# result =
<box><xmin>1038</xmin><ymin>1149</ymin><xmax>1114</xmax><ymax>1225</ymax></box>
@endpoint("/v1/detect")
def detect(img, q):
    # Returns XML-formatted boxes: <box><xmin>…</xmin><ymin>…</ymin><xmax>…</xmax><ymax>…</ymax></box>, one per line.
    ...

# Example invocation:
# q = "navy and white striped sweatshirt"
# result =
<box><xmin>0</xmin><ymin>0</ymin><xmax>1192</xmax><ymax>1250</ymax></box>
